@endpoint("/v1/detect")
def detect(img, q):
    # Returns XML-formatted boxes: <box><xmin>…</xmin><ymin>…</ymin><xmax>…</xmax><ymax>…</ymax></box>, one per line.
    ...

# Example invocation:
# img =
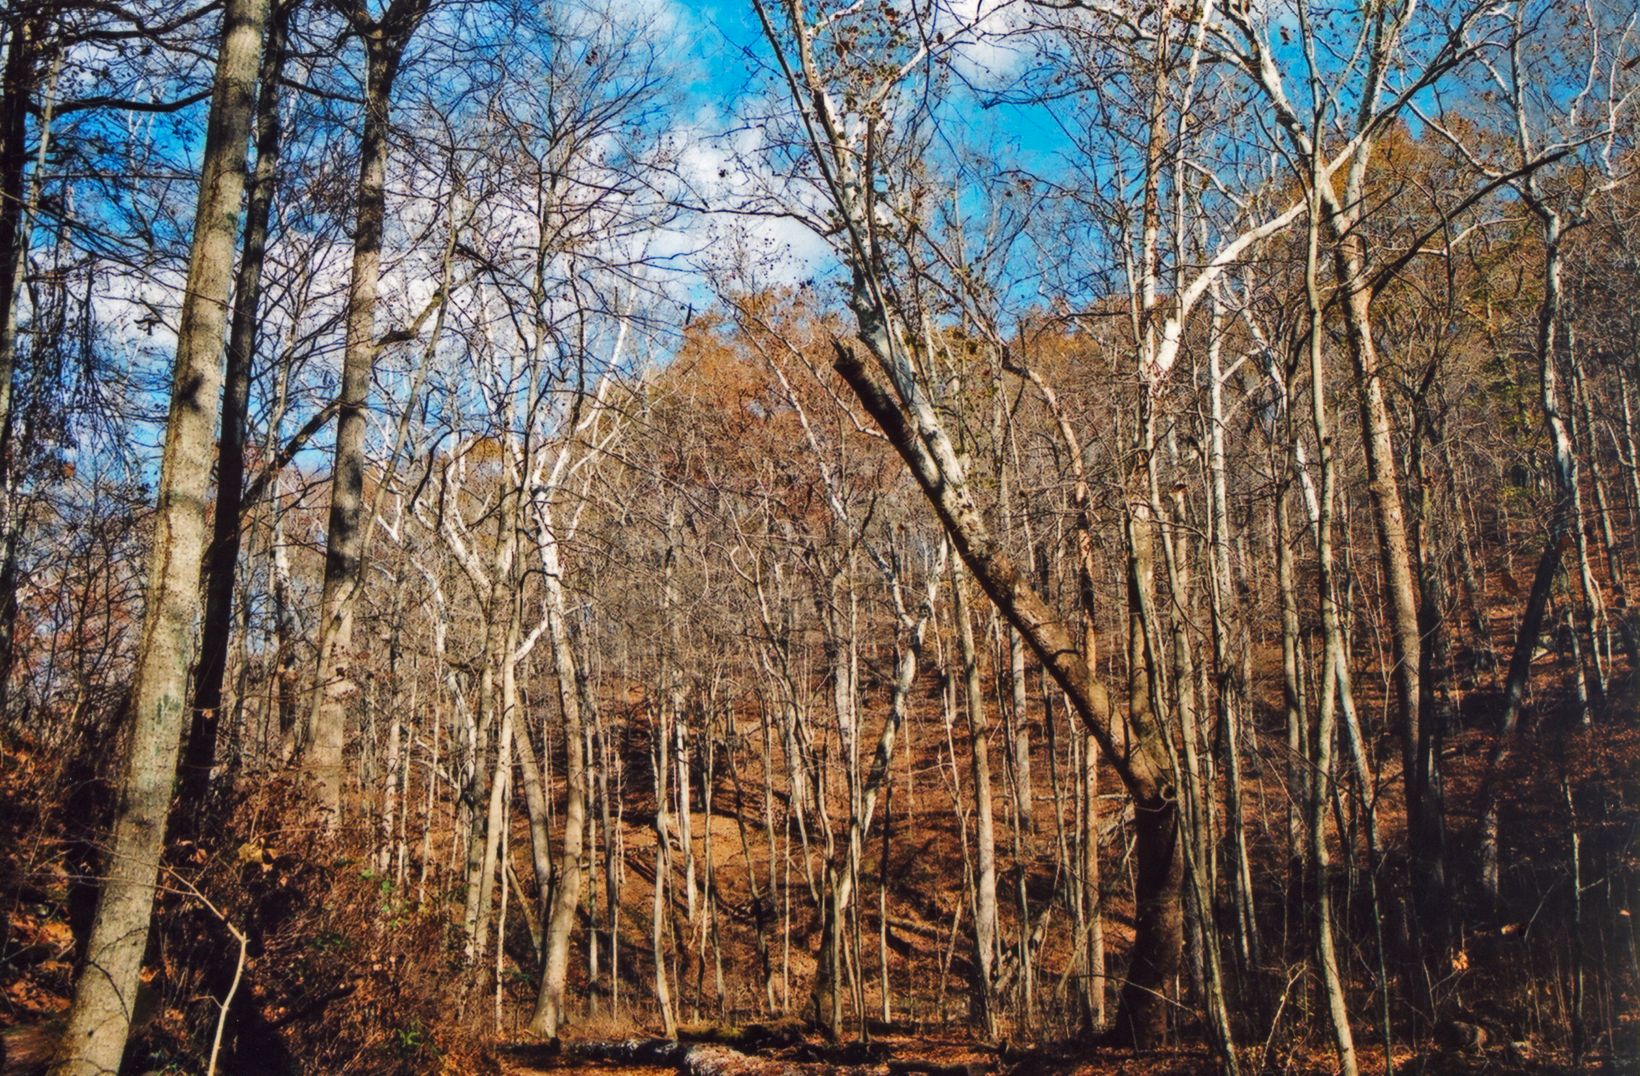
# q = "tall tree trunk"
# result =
<box><xmin>472</xmin><ymin>636</ymin><xmax>516</xmax><ymax>965</ymax></box>
<box><xmin>1275</xmin><ymin>482</ymin><xmax>1308</xmax><ymax>869</ymax></box>
<box><xmin>470</xmin><ymin>467</ymin><xmax>523</xmax><ymax>963</ymax></box>
<box><xmin>1561</xmin><ymin>333</ymin><xmax>1614</xmax><ymax>692</ymax></box>
<box><xmin>596</xmin><ymin>706</ymin><xmax>620</xmax><ymax>1004</ymax></box>
<box><xmin>51</xmin><ymin>0</ymin><xmax>270</xmax><ymax>1068</ymax></box>
<box><xmin>0</xmin><ymin>11</ymin><xmax>35</xmax><ymax>463</ymax></box>
<box><xmin>1308</xmin><ymin>185</ymin><xmax>1361</xmax><ymax>1076</ymax></box>
<box><xmin>1572</xmin><ymin>355</ymin><xmax>1635</xmax><ymax>665</ymax></box>
<box><xmin>1442</xmin><ymin>436</ymin><xmax>1495</xmax><ymax>670</ymax></box>
<box><xmin>306</xmin><ymin>0</ymin><xmax>426</xmax><ymax>817</ymax></box>
<box><xmin>651</xmin><ymin>693</ymin><xmax>678</xmax><ymax>1037</ymax></box>
<box><xmin>1009</xmin><ymin>627</ymin><xmax>1032</xmax><ymax>833</ymax></box>
<box><xmin>270</xmin><ymin>485</ymin><xmax>301</xmax><ymax>748</ymax></box>
<box><xmin>811</xmin><ymin>562</ymin><xmax>934</xmax><ymax>1033</ymax></box>
<box><xmin>531</xmin><ymin>516</ymin><xmax>589</xmax><ymax>1038</ymax></box>
<box><xmin>1482</xmin><ymin>207</ymin><xmax>1577</xmax><ymax>904</ymax></box>
<box><xmin>182</xmin><ymin>1</ymin><xmax>288</xmax><ymax>813</ymax></box>
<box><xmin>1332</xmin><ymin>244</ymin><xmax>1440</xmax><ymax>915</ymax></box>
<box><xmin>514</xmin><ymin>700</ymin><xmax>555</xmax><ymax>954</ymax></box>
<box><xmin>1119</xmin><ymin>793</ymin><xmax>1184</xmax><ymax>1048</ymax></box>
<box><xmin>1080</xmin><ymin>730</ymin><xmax>1105</xmax><ymax>1031</ymax></box>
<box><xmin>1619</xmin><ymin>366</ymin><xmax>1640</xmax><ymax>575</ymax></box>
<box><xmin>0</xmin><ymin>13</ymin><xmax>40</xmax><ymax>705</ymax></box>
<box><xmin>0</xmin><ymin>17</ymin><xmax>59</xmax><ymax>712</ymax></box>
<box><xmin>1157</xmin><ymin>461</ymin><xmax>1237</xmax><ymax>1069</ymax></box>
<box><xmin>457</xmin><ymin>498</ymin><xmax>510</xmax><ymax>957</ymax></box>
<box><xmin>1206</xmin><ymin>322</ymin><xmax>1257</xmax><ymax>974</ymax></box>
<box><xmin>952</xmin><ymin>563</ymin><xmax>998</xmax><ymax>1038</ymax></box>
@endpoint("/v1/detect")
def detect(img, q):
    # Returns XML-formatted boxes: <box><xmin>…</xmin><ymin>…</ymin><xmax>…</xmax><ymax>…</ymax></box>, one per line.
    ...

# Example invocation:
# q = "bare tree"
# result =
<box><xmin>306</xmin><ymin>0</ymin><xmax>432</xmax><ymax>817</ymax></box>
<box><xmin>52</xmin><ymin>0</ymin><xmax>272</xmax><ymax>1067</ymax></box>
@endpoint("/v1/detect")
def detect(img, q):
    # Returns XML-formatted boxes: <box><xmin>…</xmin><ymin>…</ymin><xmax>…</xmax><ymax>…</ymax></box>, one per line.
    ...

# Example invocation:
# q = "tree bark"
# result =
<box><xmin>51</xmin><ymin>0</ymin><xmax>270</xmax><ymax>1068</ymax></box>
<box><xmin>1206</xmin><ymin>322</ymin><xmax>1257</xmax><ymax>974</ymax></box>
<box><xmin>1333</xmin><ymin>252</ymin><xmax>1440</xmax><ymax>909</ymax></box>
<box><xmin>1307</xmin><ymin>180</ymin><xmax>1361</xmax><ymax>1076</ymax></box>
<box><xmin>531</xmin><ymin>514</ymin><xmax>590</xmax><ymax>1038</ymax></box>
<box><xmin>952</xmin><ymin>564</ymin><xmax>997</xmax><ymax>1038</ymax></box>
<box><xmin>0</xmin><ymin>12</ymin><xmax>35</xmax><ymax>460</ymax></box>
<box><xmin>1118</xmin><ymin>794</ymin><xmax>1183</xmax><ymax>1049</ymax></box>
<box><xmin>0</xmin><ymin>12</ymin><xmax>44</xmax><ymax>702</ymax></box>
<box><xmin>305</xmin><ymin>0</ymin><xmax>427</xmax><ymax>817</ymax></box>
<box><xmin>182</xmin><ymin>0</ymin><xmax>289</xmax><ymax>814</ymax></box>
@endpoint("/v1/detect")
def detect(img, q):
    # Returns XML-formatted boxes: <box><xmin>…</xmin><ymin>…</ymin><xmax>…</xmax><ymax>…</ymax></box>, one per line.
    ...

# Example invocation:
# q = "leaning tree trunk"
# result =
<box><xmin>833</xmin><ymin>336</ymin><xmax>1180</xmax><ymax>1048</ymax></box>
<box><xmin>51</xmin><ymin>0</ymin><xmax>270</xmax><ymax>1069</ymax></box>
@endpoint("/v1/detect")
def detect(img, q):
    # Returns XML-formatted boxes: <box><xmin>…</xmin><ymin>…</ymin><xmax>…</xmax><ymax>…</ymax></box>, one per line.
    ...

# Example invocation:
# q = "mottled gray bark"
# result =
<box><xmin>52</xmin><ymin>0</ymin><xmax>270</xmax><ymax>1068</ymax></box>
<box><xmin>183</xmin><ymin>1</ymin><xmax>288</xmax><ymax>813</ymax></box>
<box><xmin>306</xmin><ymin>0</ymin><xmax>427</xmax><ymax>817</ymax></box>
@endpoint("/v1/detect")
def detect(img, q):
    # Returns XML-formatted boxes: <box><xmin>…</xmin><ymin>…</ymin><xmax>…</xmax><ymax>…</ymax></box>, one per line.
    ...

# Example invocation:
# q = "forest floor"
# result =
<box><xmin>3</xmin><ymin>667</ymin><xmax>1636</xmax><ymax>1075</ymax></box>
<box><xmin>473</xmin><ymin>670</ymin><xmax>1639</xmax><ymax>1074</ymax></box>
<box><xmin>476</xmin><ymin>548</ymin><xmax>1640</xmax><ymax>1074</ymax></box>
<box><xmin>4</xmin><ymin>569</ymin><xmax>1639</xmax><ymax>1074</ymax></box>
<box><xmin>4</xmin><ymin>667</ymin><xmax>1637</xmax><ymax>1074</ymax></box>
<box><xmin>495</xmin><ymin>1024</ymin><xmax>1223</xmax><ymax>1074</ymax></box>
